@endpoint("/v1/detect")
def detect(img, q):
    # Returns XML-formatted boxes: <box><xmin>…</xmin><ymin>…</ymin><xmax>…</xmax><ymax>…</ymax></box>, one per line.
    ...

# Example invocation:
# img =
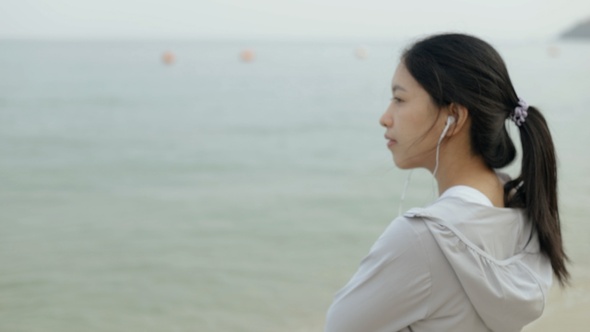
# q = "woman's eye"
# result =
<box><xmin>391</xmin><ymin>97</ymin><xmax>403</xmax><ymax>103</ymax></box>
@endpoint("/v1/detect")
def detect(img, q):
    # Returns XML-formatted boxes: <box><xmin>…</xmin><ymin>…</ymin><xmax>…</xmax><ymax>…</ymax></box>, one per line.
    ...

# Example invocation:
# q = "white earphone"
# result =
<box><xmin>398</xmin><ymin>115</ymin><xmax>456</xmax><ymax>216</ymax></box>
<box><xmin>432</xmin><ymin>115</ymin><xmax>455</xmax><ymax>177</ymax></box>
<box><xmin>440</xmin><ymin>116</ymin><xmax>455</xmax><ymax>140</ymax></box>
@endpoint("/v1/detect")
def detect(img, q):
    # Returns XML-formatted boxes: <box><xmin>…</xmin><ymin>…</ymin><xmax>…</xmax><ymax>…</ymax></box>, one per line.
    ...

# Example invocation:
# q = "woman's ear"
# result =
<box><xmin>447</xmin><ymin>103</ymin><xmax>469</xmax><ymax>136</ymax></box>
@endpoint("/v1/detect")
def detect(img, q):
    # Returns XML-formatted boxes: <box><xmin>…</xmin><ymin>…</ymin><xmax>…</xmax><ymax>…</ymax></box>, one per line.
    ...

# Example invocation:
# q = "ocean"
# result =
<box><xmin>1</xmin><ymin>39</ymin><xmax>589</xmax><ymax>332</ymax></box>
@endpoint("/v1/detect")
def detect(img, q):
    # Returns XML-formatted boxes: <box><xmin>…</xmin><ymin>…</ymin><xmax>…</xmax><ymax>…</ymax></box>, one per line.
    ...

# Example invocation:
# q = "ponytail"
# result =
<box><xmin>504</xmin><ymin>106</ymin><xmax>570</xmax><ymax>286</ymax></box>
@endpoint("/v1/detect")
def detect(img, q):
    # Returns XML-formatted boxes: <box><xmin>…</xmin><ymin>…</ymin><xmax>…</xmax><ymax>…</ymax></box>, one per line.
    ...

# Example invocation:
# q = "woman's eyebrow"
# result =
<box><xmin>392</xmin><ymin>84</ymin><xmax>407</xmax><ymax>93</ymax></box>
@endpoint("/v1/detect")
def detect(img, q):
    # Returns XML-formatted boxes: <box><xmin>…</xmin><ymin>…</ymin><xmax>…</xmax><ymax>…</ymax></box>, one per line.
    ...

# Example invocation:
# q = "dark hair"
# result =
<box><xmin>402</xmin><ymin>33</ymin><xmax>569</xmax><ymax>285</ymax></box>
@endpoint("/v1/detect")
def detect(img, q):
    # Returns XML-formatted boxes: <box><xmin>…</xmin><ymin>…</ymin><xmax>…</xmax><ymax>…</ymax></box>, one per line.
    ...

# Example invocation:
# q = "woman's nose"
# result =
<box><xmin>380</xmin><ymin>111</ymin><xmax>392</xmax><ymax>128</ymax></box>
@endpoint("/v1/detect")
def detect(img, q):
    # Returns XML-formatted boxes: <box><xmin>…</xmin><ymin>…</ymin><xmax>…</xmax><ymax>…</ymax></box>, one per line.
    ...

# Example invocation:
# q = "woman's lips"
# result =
<box><xmin>385</xmin><ymin>134</ymin><xmax>396</xmax><ymax>147</ymax></box>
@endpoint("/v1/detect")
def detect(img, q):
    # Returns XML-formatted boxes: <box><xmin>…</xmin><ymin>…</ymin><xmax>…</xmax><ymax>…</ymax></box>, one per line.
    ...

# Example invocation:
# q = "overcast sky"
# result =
<box><xmin>1</xmin><ymin>0</ymin><xmax>589</xmax><ymax>41</ymax></box>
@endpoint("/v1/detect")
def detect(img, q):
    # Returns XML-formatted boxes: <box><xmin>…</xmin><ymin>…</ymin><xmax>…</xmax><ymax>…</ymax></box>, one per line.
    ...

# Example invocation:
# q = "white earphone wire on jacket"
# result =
<box><xmin>398</xmin><ymin>169</ymin><xmax>414</xmax><ymax>216</ymax></box>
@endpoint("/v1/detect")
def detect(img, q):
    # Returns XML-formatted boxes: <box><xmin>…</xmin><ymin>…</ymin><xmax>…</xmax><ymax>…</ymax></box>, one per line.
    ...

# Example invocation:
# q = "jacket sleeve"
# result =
<box><xmin>325</xmin><ymin>218</ymin><xmax>432</xmax><ymax>332</ymax></box>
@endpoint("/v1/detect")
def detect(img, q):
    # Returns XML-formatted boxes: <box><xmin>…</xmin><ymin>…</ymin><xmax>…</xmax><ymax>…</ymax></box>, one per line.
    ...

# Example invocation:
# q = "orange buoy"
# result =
<box><xmin>354</xmin><ymin>46</ymin><xmax>368</xmax><ymax>60</ymax></box>
<box><xmin>240</xmin><ymin>49</ymin><xmax>255</xmax><ymax>62</ymax></box>
<box><xmin>162</xmin><ymin>51</ymin><xmax>176</xmax><ymax>65</ymax></box>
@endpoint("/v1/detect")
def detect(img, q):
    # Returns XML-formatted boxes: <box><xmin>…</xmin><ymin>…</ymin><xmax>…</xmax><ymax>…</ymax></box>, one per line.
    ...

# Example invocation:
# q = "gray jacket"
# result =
<box><xmin>325</xmin><ymin>186</ymin><xmax>552</xmax><ymax>332</ymax></box>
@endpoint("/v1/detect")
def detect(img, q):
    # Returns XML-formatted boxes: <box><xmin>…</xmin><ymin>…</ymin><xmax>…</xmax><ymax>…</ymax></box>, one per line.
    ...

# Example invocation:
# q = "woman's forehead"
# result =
<box><xmin>391</xmin><ymin>63</ymin><xmax>424</xmax><ymax>94</ymax></box>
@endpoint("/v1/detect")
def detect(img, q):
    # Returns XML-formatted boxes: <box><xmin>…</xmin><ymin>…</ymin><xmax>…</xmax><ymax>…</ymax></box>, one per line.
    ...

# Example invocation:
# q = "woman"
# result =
<box><xmin>325</xmin><ymin>34</ymin><xmax>569</xmax><ymax>332</ymax></box>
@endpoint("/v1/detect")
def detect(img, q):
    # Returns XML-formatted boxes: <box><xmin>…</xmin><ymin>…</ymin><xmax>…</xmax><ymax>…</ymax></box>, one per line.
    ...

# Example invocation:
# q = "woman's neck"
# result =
<box><xmin>435</xmin><ymin>152</ymin><xmax>505</xmax><ymax>208</ymax></box>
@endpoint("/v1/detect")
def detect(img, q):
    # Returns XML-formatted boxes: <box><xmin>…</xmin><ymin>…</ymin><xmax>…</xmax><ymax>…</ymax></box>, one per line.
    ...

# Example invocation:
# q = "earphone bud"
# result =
<box><xmin>440</xmin><ymin>116</ymin><xmax>455</xmax><ymax>140</ymax></box>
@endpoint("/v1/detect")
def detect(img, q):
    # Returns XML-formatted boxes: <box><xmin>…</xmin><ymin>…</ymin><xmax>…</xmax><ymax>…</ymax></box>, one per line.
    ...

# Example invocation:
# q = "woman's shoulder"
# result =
<box><xmin>400</xmin><ymin>187</ymin><xmax>534</xmax><ymax>261</ymax></box>
<box><xmin>403</xmin><ymin>185</ymin><xmax>525</xmax><ymax>227</ymax></box>
<box><xmin>370</xmin><ymin>215</ymin><xmax>438</xmax><ymax>261</ymax></box>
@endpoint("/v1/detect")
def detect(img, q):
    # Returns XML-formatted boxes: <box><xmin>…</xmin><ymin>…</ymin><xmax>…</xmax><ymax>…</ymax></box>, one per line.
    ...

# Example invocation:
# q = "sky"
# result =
<box><xmin>1</xmin><ymin>0</ymin><xmax>589</xmax><ymax>41</ymax></box>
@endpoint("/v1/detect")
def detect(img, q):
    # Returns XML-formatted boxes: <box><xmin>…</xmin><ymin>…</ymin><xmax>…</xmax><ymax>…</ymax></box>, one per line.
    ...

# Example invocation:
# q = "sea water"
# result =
<box><xmin>1</xmin><ymin>39</ymin><xmax>589</xmax><ymax>331</ymax></box>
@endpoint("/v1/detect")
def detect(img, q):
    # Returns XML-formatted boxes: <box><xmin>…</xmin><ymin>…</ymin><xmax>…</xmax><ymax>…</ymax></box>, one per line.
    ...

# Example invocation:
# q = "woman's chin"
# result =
<box><xmin>392</xmin><ymin>157</ymin><xmax>415</xmax><ymax>170</ymax></box>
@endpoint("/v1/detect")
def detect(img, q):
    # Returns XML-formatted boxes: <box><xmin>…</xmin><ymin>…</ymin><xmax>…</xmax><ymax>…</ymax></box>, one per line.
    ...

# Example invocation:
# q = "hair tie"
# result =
<box><xmin>511</xmin><ymin>98</ymin><xmax>528</xmax><ymax>126</ymax></box>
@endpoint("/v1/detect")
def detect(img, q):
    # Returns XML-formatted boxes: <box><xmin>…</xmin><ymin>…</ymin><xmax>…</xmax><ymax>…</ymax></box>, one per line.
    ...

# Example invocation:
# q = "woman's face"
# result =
<box><xmin>379</xmin><ymin>62</ymin><xmax>446</xmax><ymax>170</ymax></box>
